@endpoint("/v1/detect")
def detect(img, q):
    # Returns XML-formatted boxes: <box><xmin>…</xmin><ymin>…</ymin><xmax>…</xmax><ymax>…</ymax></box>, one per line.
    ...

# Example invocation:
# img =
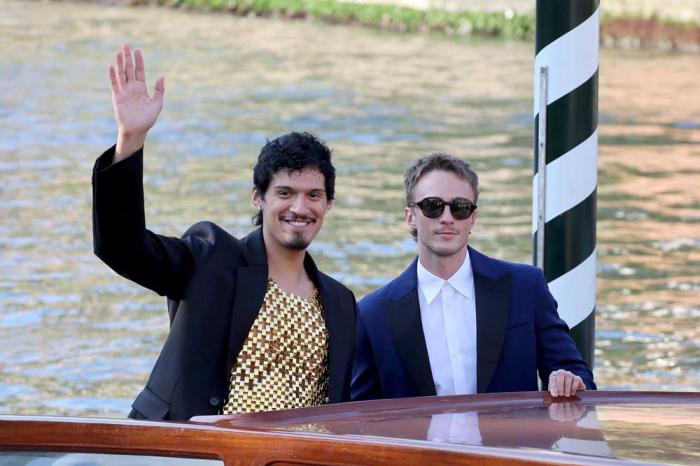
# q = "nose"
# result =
<box><xmin>438</xmin><ymin>205</ymin><xmax>455</xmax><ymax>223</ymax></box>
<box><xmin>289</xmin><ymin>195</ymin><xmax>311</xmax><ymax>215</ymax></box>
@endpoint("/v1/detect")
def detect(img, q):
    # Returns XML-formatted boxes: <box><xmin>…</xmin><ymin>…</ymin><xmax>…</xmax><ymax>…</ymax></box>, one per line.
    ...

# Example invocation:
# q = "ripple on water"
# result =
<box><xmin>312</xmin><ymin>239</ymin><xmax>408</xmax><ymax>259</ymax></box>
<box><xmin>0</xmin><ymin>384</ymin><xmax>39</xmax><ymax>402</ymax></box>
<box><xmin>652</xmin><ymin>238</ymin><xmax>700</xmax><ymax>253</ymax></box>
<box><xmin>45</xmin><ymin>397</ymin><xmax>132</xmax><ymax>414</ymax></box>
<box><xmin>0</xmin><ymin>309</ymin><xmax>45</xmax><ymax>328</ymax></box>
<box><xmin>1</xmin><ymin>0</ymin><xmax>699</xmax><ymax>416</ymax></box>
<box><xmin>0</xmin><ymin>159</ymin><xmax>69</xmax><ymax>172</ymax></box>
<box><xmin>673</xmin><ymin>119</ymin><xmax>700</xmax><ymax>129</ymax></box>
<box><xmin>330</xmin><ymin>272</ymin><xmax>395</xmax><ymax>290</ymax></box>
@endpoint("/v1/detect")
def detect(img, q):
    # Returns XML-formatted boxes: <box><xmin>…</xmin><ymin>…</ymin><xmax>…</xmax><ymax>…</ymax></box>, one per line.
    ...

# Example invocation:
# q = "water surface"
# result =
<box><xmin>0</xmin><ymin>1</ymin><xmax>698</xmax><ymax>416</ymax></box>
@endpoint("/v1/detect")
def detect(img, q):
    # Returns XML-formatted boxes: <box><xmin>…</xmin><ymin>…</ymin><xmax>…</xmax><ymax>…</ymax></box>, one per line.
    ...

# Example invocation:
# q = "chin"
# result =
<box><xmin>433</xmin><ymin>249</ymin><xmax>463</xmax><ymax>258</ymax></box>
<box><xmin>285</xmin><ymin>240</ymin><xmax>310</xmax><ymax>251</ymax></box>
<box><xmin>283</xmin><ymin>232</ymin><xmax>312</xmax><ymax>251</ymax></box>
<box><xmin>428</xmin><ymin>242</ymin><xmax>467</xmax><ymax>258</ymax></box>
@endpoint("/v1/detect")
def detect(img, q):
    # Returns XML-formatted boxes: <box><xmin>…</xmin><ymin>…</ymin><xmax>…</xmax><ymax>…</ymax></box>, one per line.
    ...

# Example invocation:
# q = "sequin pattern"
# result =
<box><xmin>221</xmin><ymin>279</ymin><xmax>329</xmax><ymax>414</ymax></box>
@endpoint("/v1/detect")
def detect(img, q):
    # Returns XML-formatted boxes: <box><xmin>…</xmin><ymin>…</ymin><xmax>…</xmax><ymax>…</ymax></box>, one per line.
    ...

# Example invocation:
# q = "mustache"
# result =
<box><xmin>279</xmin><ymin>214</ymin><xmax>317</xmax><ymax>223</ymax></box>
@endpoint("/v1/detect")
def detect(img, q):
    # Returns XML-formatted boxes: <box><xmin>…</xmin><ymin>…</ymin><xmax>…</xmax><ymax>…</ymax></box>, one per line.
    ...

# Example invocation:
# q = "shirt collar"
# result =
<box><xmin>417</xmin><ymin>250</ymin><xmax>474</xmax><ymax>304</ymax></box>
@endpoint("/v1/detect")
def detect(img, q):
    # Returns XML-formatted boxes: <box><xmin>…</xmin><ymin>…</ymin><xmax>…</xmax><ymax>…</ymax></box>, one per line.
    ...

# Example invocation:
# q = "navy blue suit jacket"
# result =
<box><xmin>351</xmin><ymin>247</ymin><xmax>595</xmax><ymax>400</ymax></box>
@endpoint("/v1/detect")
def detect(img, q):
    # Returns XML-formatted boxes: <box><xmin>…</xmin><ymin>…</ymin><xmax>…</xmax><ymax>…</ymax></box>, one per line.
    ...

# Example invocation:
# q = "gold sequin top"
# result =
<box><xmin>221</xmin><ymin>278</ymin><xmax>329</xmax><ymax>414</ymax></box>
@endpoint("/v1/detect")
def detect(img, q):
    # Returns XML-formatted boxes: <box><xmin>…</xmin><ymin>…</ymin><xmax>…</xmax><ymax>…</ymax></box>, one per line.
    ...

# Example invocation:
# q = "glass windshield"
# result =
<box><xmin>0</xmin><ymin>452</ymin><xmax>223</xmax><ymax>466</ymax></box>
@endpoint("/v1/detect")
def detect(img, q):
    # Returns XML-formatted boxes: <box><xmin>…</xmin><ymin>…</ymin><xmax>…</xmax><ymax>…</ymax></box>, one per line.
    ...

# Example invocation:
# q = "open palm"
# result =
<box><xmin>109</xmin><ymin>45</ymin><xmax>164</xmax><ymax>138</ymax></box>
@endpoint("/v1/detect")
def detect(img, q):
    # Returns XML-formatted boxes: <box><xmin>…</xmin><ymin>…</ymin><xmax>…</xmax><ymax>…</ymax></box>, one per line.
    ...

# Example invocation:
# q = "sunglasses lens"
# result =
<box><xmin>420</xmin><ymin>198</ymin><xmax>445</xmax><ymax>218</ymax></box>
<box><xmin>451</xmin><ymin>199</ymin><xmax>474</xmax><ymax>220</ymax></box>
<box><xmin>413</xmin><ymin>197</ymin><xmax>475</xmax><ymax>220</ymax></box>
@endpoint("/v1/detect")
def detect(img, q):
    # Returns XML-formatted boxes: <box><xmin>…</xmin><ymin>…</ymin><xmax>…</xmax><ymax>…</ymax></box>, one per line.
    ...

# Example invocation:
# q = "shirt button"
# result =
<box><xmin>209</xmin><ymin>396</ymin><xmax>221</xmax><ymax>407</ymax></box>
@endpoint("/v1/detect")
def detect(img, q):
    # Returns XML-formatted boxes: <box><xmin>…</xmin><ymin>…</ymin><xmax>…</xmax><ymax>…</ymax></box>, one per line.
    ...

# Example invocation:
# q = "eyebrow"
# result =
<box><xmin>273</xmin><ymin>186</ymin><xmax>326</xmax><ymax>193</ymax></box>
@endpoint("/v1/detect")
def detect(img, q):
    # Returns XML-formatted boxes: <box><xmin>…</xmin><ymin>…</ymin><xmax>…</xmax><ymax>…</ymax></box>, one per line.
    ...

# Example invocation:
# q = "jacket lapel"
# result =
<box><xmin>225</xmin><ymin>229</ymin><xmax>268</xmax><ymax>373</ymax></box>
<box><xmin>226</xmin><ymin>228</ymin><xmax>352</xmax><ymax>403</ymax></box>
<box><xmin>470</xmin><ymin>247</ymin><xmax>511</xmax><ymax>393</ymax></box>
<box><xmin>387</xmin><ymin>260</ymin><xmax>436</xmax><ymax>397</ymax></box>
<box><xmin>311</xmin><ymin>256</ymin><xmax>352</xmax><ymax>403</ymax></box>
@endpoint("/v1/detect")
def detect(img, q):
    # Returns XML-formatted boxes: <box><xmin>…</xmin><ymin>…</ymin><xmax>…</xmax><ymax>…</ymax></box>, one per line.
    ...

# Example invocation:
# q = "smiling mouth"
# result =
<box><xmin>281</xmin><ymin>216</ymin><xmax>316</xmax><ymax>227</ymax></box>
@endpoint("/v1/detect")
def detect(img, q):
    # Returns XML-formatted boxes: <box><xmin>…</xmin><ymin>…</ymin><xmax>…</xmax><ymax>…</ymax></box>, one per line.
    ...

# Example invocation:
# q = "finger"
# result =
<box><xmin>153</xmin><ymin>77</ymin><xmax>165</xmax><ymax>106</ymax></box>
<box><xmin>548</xmin><ymin>404</ymin><xmax>561</xmax><ymax>421</ymax></box>
<box><xmin>574</xmin><ymin>376</ymin><xmax>586</xmax><ymax>392</ymax></box>
<box><xmin>564</xmin><ymin>402</ymin><xmax>574</xmax><ymax>420</ymax></box>
<box><xmin>123</xmin><ymin>44</ymin><xmax>134</xmax><ymax>82</ymax></box>
<box><xmin>555</xmin><ymin>405</ymin><xmax>565</xmax><ymax>422</ymax></box>
<box><xmin>557</xmin><ymin>373</ymin><xmax>565</xmax><ymax>397</ymax></box>
<box><xmin>134</xmin><ymin>48</ymin><xmax>145</xmax><ymax>82</ymax></box>
<box><xmin>116</xmin><ymin>51</ymin><xmax>126</xmax><ymax>88</ymax></box>
<box><xmin>549</xmin><ymin>372</ymin><xmax>559</xmax><ymax>397</ymax></box>
<box><xmin>564</xmin><ymin>374</ymin><xmax>574</xmax><ymax>397</ymax></box>
<box><xmin>108</xmin><ymin>65</ymin><xmax>119</xmax><ymax>94</ymax></box>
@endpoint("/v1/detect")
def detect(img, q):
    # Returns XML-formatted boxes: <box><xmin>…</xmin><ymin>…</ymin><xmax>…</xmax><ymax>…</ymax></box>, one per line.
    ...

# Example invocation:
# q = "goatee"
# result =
<box><xmin>285</xmin><ymin>232</ymin><xmax>310</xmax><ymax>251</ymax></box>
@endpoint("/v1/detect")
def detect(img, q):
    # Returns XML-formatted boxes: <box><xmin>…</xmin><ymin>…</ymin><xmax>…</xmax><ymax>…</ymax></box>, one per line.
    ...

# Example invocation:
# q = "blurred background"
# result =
<box><xmin>0</xmin><ymin>0</ymin><xmax>698</xmax><ymax>416</ymax></box>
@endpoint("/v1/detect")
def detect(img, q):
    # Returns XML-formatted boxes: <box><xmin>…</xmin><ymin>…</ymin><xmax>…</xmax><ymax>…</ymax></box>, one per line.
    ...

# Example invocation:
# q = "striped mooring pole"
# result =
<box><xmin>533</xmin><ymin>0</ymin><xmax>599</xmax><ymax>367</ymax></box>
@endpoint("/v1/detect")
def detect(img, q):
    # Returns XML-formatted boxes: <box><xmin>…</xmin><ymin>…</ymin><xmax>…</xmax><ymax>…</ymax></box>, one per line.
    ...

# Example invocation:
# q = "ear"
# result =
<box><xmin>252</xmin><ymin>188</ymin><xmax>262</xmax><ymax>209</ymax></box>
<box><xmin>405</xmin><ymin>206</ymin><xmax>416</xmax><ymax>231</ymax></box>
<box><xmin>325</xmin><ymin>200</ymin><xmax>333</xmax><ymax>214</ymax></box>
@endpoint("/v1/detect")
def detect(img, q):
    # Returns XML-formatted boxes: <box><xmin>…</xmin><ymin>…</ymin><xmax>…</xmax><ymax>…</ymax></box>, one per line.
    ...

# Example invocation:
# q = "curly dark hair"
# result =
<box><xmin>252</xmin><ymin>132</ymin><xmax>335</xmax><ymax>226</ymax></box>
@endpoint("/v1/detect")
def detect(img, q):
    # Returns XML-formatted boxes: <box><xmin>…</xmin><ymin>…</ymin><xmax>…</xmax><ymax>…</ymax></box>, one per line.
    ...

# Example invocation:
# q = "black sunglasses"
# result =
<box><xmin>408</xmin><ymin>197</ymin><xmax>477</xmax><ymax>220</ymax></box>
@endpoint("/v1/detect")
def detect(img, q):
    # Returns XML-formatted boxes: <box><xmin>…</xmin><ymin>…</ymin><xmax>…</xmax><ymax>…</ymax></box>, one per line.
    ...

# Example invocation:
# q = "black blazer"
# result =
<box><xmin>92</xmin><ymin>147</ymin><xmax>356</xmax><ymax>420</ymax></box>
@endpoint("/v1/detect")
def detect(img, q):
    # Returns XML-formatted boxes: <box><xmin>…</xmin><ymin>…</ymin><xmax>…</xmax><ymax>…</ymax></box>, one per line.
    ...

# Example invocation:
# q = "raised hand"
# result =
<box><xmin>109</xmin><ymin>45</ymin><xmax>165</xmax><ymax>162</ymax></box>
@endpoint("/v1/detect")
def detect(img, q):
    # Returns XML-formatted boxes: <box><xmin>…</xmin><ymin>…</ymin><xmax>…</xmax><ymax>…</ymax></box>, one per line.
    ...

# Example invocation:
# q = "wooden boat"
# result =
<box><xmin>1</xmin><ymin>391</ymin><xmax>699</xmax><ymax>465</ymax></box>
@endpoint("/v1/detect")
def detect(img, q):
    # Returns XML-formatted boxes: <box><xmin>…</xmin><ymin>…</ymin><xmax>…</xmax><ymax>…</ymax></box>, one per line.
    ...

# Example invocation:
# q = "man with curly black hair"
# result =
<box><xmin>93</xmin><ymin>45</ymin><xmax>356</xmax><ymax>420</ymax></box>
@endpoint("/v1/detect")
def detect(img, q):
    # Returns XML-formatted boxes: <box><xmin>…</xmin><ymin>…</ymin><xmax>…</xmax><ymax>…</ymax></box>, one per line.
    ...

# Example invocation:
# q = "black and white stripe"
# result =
<box><xmin>532</xmin><ymin>0</ymin><xmax>599</xmax><ymax>364</ymax></box>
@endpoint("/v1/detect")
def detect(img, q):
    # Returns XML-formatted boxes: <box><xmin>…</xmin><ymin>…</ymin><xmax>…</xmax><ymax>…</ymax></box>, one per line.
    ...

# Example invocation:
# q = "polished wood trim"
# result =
<box><xmin>0</xmin><ymin>416</ymin><xmax>587</xmax><ymax>466</ymax></box>
<box><xmin>193</xmin><ymin>390</ymin><xmax>700</xmax><ymax>427</ymax></box>
<box><xmin>2</xmin><ymin>392</ymin><xmax>699</xmax><ymax>466</ymax></box>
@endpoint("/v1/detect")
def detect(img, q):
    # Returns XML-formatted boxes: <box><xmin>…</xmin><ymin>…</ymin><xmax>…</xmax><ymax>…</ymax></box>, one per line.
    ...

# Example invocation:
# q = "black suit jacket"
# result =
<box><xmin>92</xmin><ymin>146</ymin><xmax>356</xmax><ymax>420</ymax></box>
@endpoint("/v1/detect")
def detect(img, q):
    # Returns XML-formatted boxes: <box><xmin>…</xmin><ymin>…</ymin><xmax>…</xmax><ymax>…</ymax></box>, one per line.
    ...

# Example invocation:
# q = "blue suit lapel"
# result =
<box><xmin>470</xmin><ymin>247</ymin><xmax>511</xmax><ymax>393</ymax></box>
<box><xmin>386</xmin><ymin>259</ymin><xmax>436</xmax><ymax>397</ymax></box>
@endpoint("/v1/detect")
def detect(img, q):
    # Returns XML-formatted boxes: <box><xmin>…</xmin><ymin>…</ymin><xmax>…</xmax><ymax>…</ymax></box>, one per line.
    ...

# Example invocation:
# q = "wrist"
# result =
<box><xmin>115</xmin><ymin>131</ymin><xmax>147</xmax><ymax>164</ymax></box>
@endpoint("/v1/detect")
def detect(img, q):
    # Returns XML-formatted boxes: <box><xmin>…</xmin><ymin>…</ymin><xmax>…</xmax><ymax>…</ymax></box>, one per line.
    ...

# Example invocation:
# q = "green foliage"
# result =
<box><xmin>157</xmin><ymin>0</ymin><xmax>536</xmax><ymax>39</ymax></box>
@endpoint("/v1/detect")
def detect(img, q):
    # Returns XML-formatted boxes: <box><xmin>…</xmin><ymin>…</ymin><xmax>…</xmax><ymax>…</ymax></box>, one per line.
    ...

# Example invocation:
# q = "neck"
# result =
<box><xmin>263</xmin><ymin>230</ymin><xmax>312</xmax><ymax>296</ymax></box>
<box><xmin>418</xmin><ymin>247</ymin><xmax>468</xmax><ymax>280</ymax></box>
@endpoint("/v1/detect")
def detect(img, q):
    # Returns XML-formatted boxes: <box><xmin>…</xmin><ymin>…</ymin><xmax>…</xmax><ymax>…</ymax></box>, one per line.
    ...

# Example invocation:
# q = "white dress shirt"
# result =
<box><xmin>417</xmin><ymin>251</ymin><xmax>477</xmax><ymax>396</ymax></box>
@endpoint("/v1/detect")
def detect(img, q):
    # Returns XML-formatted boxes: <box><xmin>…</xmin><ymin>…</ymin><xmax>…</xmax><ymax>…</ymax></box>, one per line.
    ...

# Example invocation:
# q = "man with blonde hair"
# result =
<box><xmin>352</xmin><ymin>153</ymin><xmax>595</xmax><ymax>400</ymax></box>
